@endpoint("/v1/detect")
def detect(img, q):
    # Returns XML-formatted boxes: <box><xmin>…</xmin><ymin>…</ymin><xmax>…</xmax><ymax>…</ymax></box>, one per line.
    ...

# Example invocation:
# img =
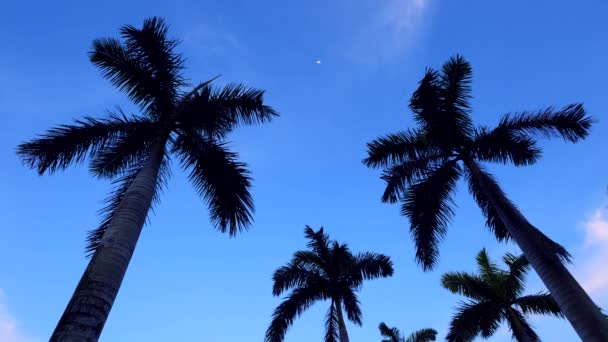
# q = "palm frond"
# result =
<box><xmin>446</xmin><ymin>301</ymin><xmax>502</xmax><ymax>342</ymax></box>
<box><xmin>506</xmin><ymin>309</ymin><xmax>540</xmax><ymax>342</ymax></box>
<box><xmin>341</xmin><ymin>289</ymin><xmax>362</xmax><ymax>326</ymax></box>
<box><xmin>363</xmin><ymin>129</ymin><xmax>435</xmax><ymax>169</ymax></box>
<box><xmin>515</xmin><ymin>293</ymin><xmax>563</xmax><ymax>318</ymax></box>
<box><xmin>401</xmin><ymin>160</ymin><xmax>461</xmax><ymax>270</ymax></box>
<box><xmin>264</xmin><ymin>287</ymin><xmax>328</xmax><ymax>342</ymax></box>
<box><xmin>272</xmin><ymin>262</ymin><xmax>324</xmax><ymax>296</ymax></box>
<box><xmin>89</xmin><ymin>38</ymin><xmax>160</xmax><ymax>110</ymax></box>
<box><xmin>17</xmin><ymin>115</ymin><xmax>139</xmax><ymax>175</ymax></box>
<box><xmin>379</xmin><ymin>322</ymin><xmax>401</xmax><ymax>342</ymax></box>
<box><xmin>464</xmin><ymin>167</ymin><xmax>510</xmax><ymax>241</ymax></box>
<box><xmin>471</xmin><ymin>126</ymin><xmax>541</xmax><ymax>166</ymax></box>
<box><xmin>439</xmin><ymin>54</ymin><xmax>474</xmax><ymax>137</ymax></box>
<box><xmin>498</xmin><ymin>104</ymin><xmax>592</xmax><ymax>143</ymax></box>
<box><xmin>173</xmin><ymin>132</ymin><xmax>253</xmax><ymax>235</ymax></box>
<box><xmin>475</xmin><ymin>249</ymin><xmax>501</xmax><ymax>283</ymax></box>
<box><xmin>85</xmin><ymin>157</ymin><xmax>170</xmax><ymax>256</ymax></box>
<box><xmin>441</xmin><ymin>272</ymin><xmax>492</xmax><ymax>301</ymax></box>
<box><xmin>409</xmin><ymin>68</ymin><xmax>443</xmax><ymax>133</ymax></box>
<box><xmin>304</xmin><ymin>226</ymin><xmax>332</xmax><ymax>262</ymax></box>
<box><xmin>503</xmin><ymin>253</ymin><xmax>529</xmax><ymax>298</ymax></box>
<box><xmin>120</xmin><ymin>17</ymin><xmax>184</xmax><ymax>111</ymax></box>
<box><xmin>88</xmin><ymin>112</ymin><xmax>161</xmax><ymax>178</ymax></box>
<box><xmin>177</xmin><ymin>81</ymin><xmax>278</xmax><ymax>138</ymax></box>
<box><xmin>352</xmin><ymin>252</ymin><xmax>394</xmax><ymax>284</ymax></box>
<box><xmin>379</xmin><ymin>151</ymin><xmax>448</xmax><ymax>204</ymax></box>
<box><xmin>405</xmin><ymin>328</ymin><xmax>437</xmax><ymax>342</ymax></box>
<box><xmin>324</xmin><ymin>303</ymin><xmax>339</xmax><ymax>342</ymax></box>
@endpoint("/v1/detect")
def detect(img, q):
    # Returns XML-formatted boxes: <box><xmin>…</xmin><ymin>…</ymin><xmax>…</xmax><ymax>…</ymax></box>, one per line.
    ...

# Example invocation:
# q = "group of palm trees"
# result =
<box><xmin>16</xmin><ymin>17</ymin><xmax>607</xmax><ymax>341</ymax></box>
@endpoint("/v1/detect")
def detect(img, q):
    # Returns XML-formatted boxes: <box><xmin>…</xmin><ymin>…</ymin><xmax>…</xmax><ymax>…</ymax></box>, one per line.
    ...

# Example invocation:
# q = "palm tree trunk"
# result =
<box><xmin>464</xmin><ymin>159</ymin><xmax>608</xmax><ymax>341</ymax></box>
<box><xmin>50</xmin><ymin>142</ymin><xmax>166</xmax><ymax>342</ymax></box>
<box><xmin>335</xmin><ymin>300</ymin><xmax>350</xmax><ymax>342</ymax></box>
<box><xmin>506</xmin><ymin>308</ymin><xmax>533</xmax><ymax>342</ymax></box>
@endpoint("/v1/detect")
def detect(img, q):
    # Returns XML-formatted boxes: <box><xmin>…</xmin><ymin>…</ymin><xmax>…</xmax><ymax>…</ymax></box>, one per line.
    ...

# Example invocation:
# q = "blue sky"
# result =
<box><xmin>1</xmin><ymin>0</ymin><xmax>607</xmax><ymax>341</ymax></box>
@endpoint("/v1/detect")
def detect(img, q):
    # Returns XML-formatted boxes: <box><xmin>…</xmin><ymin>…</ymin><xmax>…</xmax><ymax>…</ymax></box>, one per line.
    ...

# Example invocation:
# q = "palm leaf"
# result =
<box><xmin>515</xmin><ymin>293</ymin><xmax>563</xmax><ymax>318</ymax></box>
<box><xmin>439</xmin><ymin>54</ymin><xmax>474</xmax><ymax>138</ymax></box>
<box><xmin>265</xmin><ymin>286</ymin><xmax>329</xmax><ymax>342</ymax></box>
<box><xmin>304</xmin><ymin>226</ymin><xmax>332</xmax><ymax>262</ymax></box>
<box><xmin>363</xmin><ymin>129</ymin><xmax>435</xmax><ymax>169</ymax></box>
<box><xmin>446</xmin><ymin>301</ymin><xmax>502</xmax><ymax>342</ymax></box>
<box><xmin>379</xmin><ymin>322</ymin><xmax>401</xmax><ymax>342</ymax></box>
<box><xmin>405</xmin><ymin>328</ymin><xmax>437</xmax><ymax>342</ymax></box>
<box><xmin>503</xmin><ymin>253</ymin><xmax>529</xmax><ymax>298</ymax></box>
<box><xmin>173</xmin><ymin>132</ymin><xmax>253</xmax><ymax>235</ymax></box>
<box><xmin>506</xmin><ymin>308</ymin><xmax>540</xmax><ymax>342</ymax></box>
<box><xmin>341</xmin><ymin>289</ymin><xmax>362</xmax><ymax>326</ymax></box>
<box><xmin>324</xmin><ymin>303</ymin><xmax>339</xmax><ymax>342</ymax></box>
<box><xmin>498</xmin><ymin>104</ymin><xmax>592</xmax><ymax>143</ymax></box>
<box><xmin>272</xmin><ymin>262</ymin><xmax>324</xmax><ymax>296</ymax></box>
<box><xmin>441</xmin><ymin>272</ymin><xmax>492</xmax><ymax>301</ymax></box>
<box><xmin>352</xmin><ymin>252</ymin><xmax>394</xmax><ymax>285</ymax></box>
<box><xmin>401</xmin><ymin>160</ymin><xmax>461</xmax><ymax>270</ymax></box>
<box><xmin>471</xmin><ymin>126</ymin><xmax>541</xmax><ymax>166</ymax></box>
<box><xmin>17</xmin><ymin>115</ymin><xmax>139</xmax><ymax>174</ymax></box>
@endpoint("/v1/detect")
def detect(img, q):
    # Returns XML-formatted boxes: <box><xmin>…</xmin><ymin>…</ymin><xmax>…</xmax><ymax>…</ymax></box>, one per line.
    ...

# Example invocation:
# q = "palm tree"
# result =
<box><xmin>379</xmin><ymin>322</ymin><xmax>437</xmax><ymax>342</ymax></box>
<box><xmin>363</xmin><ymin>55</ymin><xmax>607</xmax><ymax>340</ymax></box>
<box><xmin>17</xmin><ymin>17</ymin><xmax>277</xmax><ymax>341</ymax></box>
<box><xmin>265</xmin><ymin>226</ymin><xmax>394</xmax><ymax>342</ymax></box>
<box><xmin>442</xmin><ymin>249</ymin><xmax>564</xmax><ymax>342</ymax></box>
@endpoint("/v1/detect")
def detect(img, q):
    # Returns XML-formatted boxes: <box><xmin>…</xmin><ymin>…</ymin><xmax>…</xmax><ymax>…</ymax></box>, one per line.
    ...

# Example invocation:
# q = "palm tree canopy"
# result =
<box><xmin>266</xmin><ymin>226</ymin><xmax>394</xmax><ymax>342</ymax></box>
<box><xmin>363</xmin><ymin>55</ymin><xmax>591</xmax><ymax>269</ymax></box>
<box><xmin>442</xmin><ymin>249</ymin><xmax>563</xmax><ymax>342</ymax></box>
<box><xmin>379</xmin><ymin>322</ymin><xmax>437</xmax><ymax>342</ymax></box>
<box><xmin>16</xmin><ymin>17</ymin><xmax>278</xmax><ymax>255</ymax></box>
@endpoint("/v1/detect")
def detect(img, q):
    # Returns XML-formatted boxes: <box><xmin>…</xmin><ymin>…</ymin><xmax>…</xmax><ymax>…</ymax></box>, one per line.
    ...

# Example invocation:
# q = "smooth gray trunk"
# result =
<box><xmin>465</xmin><ymin>159</ymin><xmax>608</xmax><ymax>341</ymax></box>
<box><xmin>335</xmin><ymin>300</ymin><xmax>350</xmax><ymax>342</ymax></box>
<box><xmin>50</xmin><ymin>143</ymin><xmax>165</xmax><ymax>341</ymax></box>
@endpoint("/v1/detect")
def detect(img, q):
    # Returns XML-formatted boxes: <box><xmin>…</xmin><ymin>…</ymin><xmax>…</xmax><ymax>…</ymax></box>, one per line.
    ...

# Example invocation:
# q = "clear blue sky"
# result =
<box><xmin>1</xmin><ymin>0</ymin><xmax>607</xmax><ymax>341</ymax></box>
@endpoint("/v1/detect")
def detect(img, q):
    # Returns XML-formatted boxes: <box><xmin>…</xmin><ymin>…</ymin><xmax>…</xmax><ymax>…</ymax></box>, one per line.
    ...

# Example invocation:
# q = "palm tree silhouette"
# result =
<box><xmin>265</xmin><ymin>226</ymin><xmax>394</xmax><ymax>342</ymax></box>
<box><xmin>17</xmin><ymin>17</ymin><xmax>277</xmax><ymax>341</ymax></box>
<box><xmin>379</xmin><ymin>322</ymin><xmax>437</xmax><ymax>342</ymax></box>
<box><xmin>442</xmin><ymin>249</ymin><xmax>564</xmax><ymax>341</ymax></box>
<box><xmin>363</xmin><ymin>55</ymin><xmax>607</xmax><ymax>340</ymax></box>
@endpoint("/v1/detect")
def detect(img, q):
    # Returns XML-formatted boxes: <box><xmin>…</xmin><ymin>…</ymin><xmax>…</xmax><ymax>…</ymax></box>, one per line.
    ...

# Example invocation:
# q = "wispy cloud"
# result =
<box><xmin>351</xmin><ymin>0</ymin><xmax>431</xmax><ymax>64</ymax></box>
<box><xmin>183</xmin><ymin>24</ymin><xmax>239</xmax><ymax>56</ymax></box>
<box><xmin>0</xmin><ymin>289</ymin><xmax>30</xmax><ymax>342</ymax></box>
<box><xmin>577</xmin><ymin>208</ymin><xmax>608</xmax><ymax>297</ymax></box>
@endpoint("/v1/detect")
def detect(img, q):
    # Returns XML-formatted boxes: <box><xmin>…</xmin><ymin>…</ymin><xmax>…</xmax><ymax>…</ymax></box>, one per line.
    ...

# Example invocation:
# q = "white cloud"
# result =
<box><xmin>577</xmin><ymin>208</ymin><xmax>608</xmax><ymax>297</ymax></box>
<box><xmin>351</xmin><ymin>0</ymin><xmax>430</xmax><ymax>64</ymax></box>
<box><xmin>0</xmin><ymin>290</ymin><xmax>30</xmax><ymax>342</ymax></box>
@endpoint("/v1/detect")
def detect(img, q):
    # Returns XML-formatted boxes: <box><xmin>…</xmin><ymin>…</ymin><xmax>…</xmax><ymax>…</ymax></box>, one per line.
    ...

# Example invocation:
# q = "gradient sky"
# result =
<box><xmin>1</xmin><ymin>0</ymin><xmax>607</xmax><ymax>341</ymax></box>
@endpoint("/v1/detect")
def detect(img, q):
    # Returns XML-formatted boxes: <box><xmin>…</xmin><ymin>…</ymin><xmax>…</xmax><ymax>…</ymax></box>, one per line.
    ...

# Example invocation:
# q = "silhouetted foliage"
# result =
<box><xmin>442</xmin><ymin>249</ymin><xmax>563</xmax><ymax>342</ymax></box>
<box><xmin>265</xmin><ymin>226</ymin><xmax>394</xmax><ymax>342</ymax></box>
<box><xmin>379</xmin><ymin>322</ymin><xmax>437</xmax><ymax>342</ymax></box>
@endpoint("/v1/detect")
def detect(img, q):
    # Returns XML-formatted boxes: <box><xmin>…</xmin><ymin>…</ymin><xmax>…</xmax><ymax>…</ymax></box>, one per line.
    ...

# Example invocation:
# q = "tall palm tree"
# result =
<box><xmin>442</xmin><ymin>249</ymin><xmax>564</xmax><ymax>342</ymax></box>
<box><xmin>379</xmin><ymin>322</ymin><xmax>437</xmax><ymax>342</ymax></box>
<box><xmin>363</xmin><ymin>55</ymin><xmax>607</xmax><ymax>340</ymax></box>
<box><xmin>17</xmin><ymin>17</ymin><xmax>277</xmax><ymax>341</ymax></box>
<box><xmin>265</xmin><ymin>226</ymin><xmax>394</xmax><ymax>342</ymax></box>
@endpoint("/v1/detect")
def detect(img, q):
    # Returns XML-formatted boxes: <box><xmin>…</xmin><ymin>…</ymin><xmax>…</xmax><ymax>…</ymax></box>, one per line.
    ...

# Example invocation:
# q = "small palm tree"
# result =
<box><xmin>17</xmin><ymin>17</ymin><xmax>277</xmax><ymax>341</ymax></box>
<box><xmin>363</xmin><ymin>55</ymin><xmax>607</xmax><ymax>340</ymax></box>
<box><xmin>265</xmin><ymin>226</ymin><xmax>394</xmax><ymax>342</ymax></box>
<box><xmin>379</xmin><ymin>322</ymin><xmax>437</xmax><ymax>342</ymax></box>
<box><xmin>442</xmin><ymin>249</ymin><xmax>564</xmax><ymax>341</ymax></box>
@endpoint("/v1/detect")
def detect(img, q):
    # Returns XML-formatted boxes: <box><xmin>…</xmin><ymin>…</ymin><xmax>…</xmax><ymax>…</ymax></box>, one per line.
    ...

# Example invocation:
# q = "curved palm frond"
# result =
<box><xmin>379</xmin><ymin>322</ymin><xmax>401</xmax><ymax>342</ymax></box>
<box><xmin>379</xmin><ymin>150</ymin><xmax>448</xmax><ymax>204</ymax></box>
<box><xmin>17</xmin><ymin>115</ymin><xmax>141</xmax><ymax>175</ymax></box>
<box><xmin>173</xmin><ymin>132</ymin><xmax>253</xmax><ymax>235</ymax></box>
<box><xmin>409</xmin><ymin>68</ymin><xmax>443</xmax><ymax>134</ymax></box>
<box><xmin>324</xmin><ymin>303</ymin><xmax>339</xmax><ymax>342</ymax></box>
<box><xmin>515</xmin><ymin>293</ymin><xmax>564</xmax><ymax>318</ymax></box>
<box><xmin>265</xmin><ymin>286</ymin><xmax>329</xmax><ymax>342</ymax></box>
<box><xmin>405</xmin><ymin>328</ymin><xmax>437</xmax><ymax>342</ymax></box>
<box><xmin>363</xmin><ymin>129</ymin><xmax>434</xmax><ymax>169</ymax></box>
<box><xmin>475</xmin><ymin>249</ymin><xmax>501</xmax><ymax>283</ymax></box>
<box><xmin>498</xmin><ymin>104</ymin><xmax>592</xmax><ymax>143</ymax></box>
<box><xmin>341</xmin><ymin>289</ymin><xmax>362</xmax><ymax>326</ymax></box>
<box><xmin>446</xmin><ymin>301</ymin><xmax>502</xmax><ymax>342</ymax></box>
<box><xmin>401</xmin><ymin>160</ymin><xmax>461</xmax><ymax>270</ymax></box>
<box><xmin>272</xmin><ymin>262</ymin><xmax>324</xmax><ymax>296</ymax></box>
<box><xmin>352</xmin><ymin>252</ymin><xmax>394</xmax><ymax>283</ymax></box>
<box><xmin>507</xmin><ymin>308</ymin><xmax>540</xmax><ymax>342</ymax></box>
<box><xmin>503</xmin><ymin>253</ymin><xmax>529</xmax><ymax>298</ymax></box>
<box><xmin>471</xmin><ymin>126</ymin><xmax>541</xmax><ymax>166</ymax></box>
<box><xmin>464</xmin><ymin>167</ymin><xmax>510</xmax><ymax>241</ymax></box>
<box><xmin>89</xmin><ymin>38</ymin><xmax>160</xmax><ymax>110</ymax></box>
<box><xmin>304</xmin><ymin>226</ymin><xmax>332</xmax><ymax>262</ymax></box>
<box><xmin>439</xmin><ymin>54</ymin><xmax>474</xmax><ymax>138</ymax></box>
<box><xmin>120</xmin><ymin>17</ymin><xmax>184</xmax><ymax>114</ymax></box>
<box><xmin>441</xmin><ymin>272</ymin><xmax>492</xmax><ymax>301</ymax></box>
